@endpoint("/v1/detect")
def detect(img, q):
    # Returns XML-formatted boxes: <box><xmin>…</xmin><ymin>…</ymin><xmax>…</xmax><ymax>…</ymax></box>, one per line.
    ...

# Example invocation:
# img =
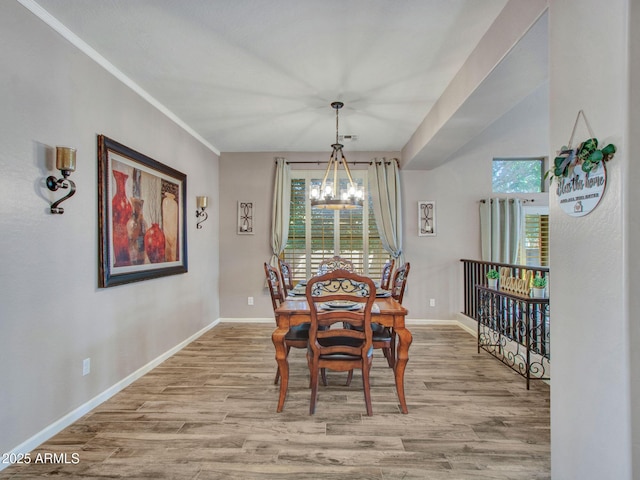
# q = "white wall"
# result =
<box><xmin>0</xmin><ymin>2</ymin><xmax>220</xmax><ymax>455</ymax></box>
<box><xmin>629</xmin><ymin>1</ymin><xmax>640</xmax><ymax>473</ymax></box>
<box><xmin>218</xmin><ymin>152</ymin><xmax>276</xmax><ymax>318</ymax></box>
<box><xmin>549</xmin><ymin>1</ymin><xmax>633</xmax><ymax>478</ymax></box>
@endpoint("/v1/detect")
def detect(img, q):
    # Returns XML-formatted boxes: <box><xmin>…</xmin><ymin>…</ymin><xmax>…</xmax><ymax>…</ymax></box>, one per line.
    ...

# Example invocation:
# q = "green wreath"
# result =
<box><xmin>546</xmin><ymin>137</ymin><xmax>616</xmax><ymax>182</ymax></box>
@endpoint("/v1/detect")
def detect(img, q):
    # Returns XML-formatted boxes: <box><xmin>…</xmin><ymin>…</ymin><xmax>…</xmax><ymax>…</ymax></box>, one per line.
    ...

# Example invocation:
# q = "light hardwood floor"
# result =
<box><xmin>1</xmin><ymin>324</ymin><xmax>550</xmax><ymax>479</ymax></box>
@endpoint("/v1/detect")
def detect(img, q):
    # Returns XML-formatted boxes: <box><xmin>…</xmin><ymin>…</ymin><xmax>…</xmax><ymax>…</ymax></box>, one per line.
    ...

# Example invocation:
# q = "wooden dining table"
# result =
<box><xmin>273</xmin><ymin>295</ymin><xmax>412</xmax><ymax>414</ymax></box>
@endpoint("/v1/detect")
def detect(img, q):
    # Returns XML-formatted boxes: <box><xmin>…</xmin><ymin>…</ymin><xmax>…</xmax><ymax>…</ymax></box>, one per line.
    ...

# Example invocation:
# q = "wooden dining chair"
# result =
<box><xmin>340</xmin><ymin>259</ymin><xmax>395</xmax><ymax>375</ymax></box>
<box><xmin>306</xmin><ymin>269</ymin><xmax>377</xmax><ymax>416</ymax></box>
<box><xmin>391</xmin><ymin>262</ymin><xmax>410</xmax><ymax>303</ymax></box>
<box><xmin>386</xmin><ymin>262</ymin><xmax>411</xmax><ymax>364</ymax></box>
<box><xmin>316</xmin><ymin>256</ymin><xmax>356</xmax><ymax>276</ymax></box>
<box><xmin>278</xmin><ymin>259</ymin><xmax>294</xmax><ymax>297</ymax></box>
<box><xmin>379</xmin><ymin>259</ymin><xmax>395</xmax><ymax>290</ymax></box>
<box><xmin>372</xmin><ymin>259</ymin><xmax>395</xmax><ymax>370</ymax></box>
<box><xmin>264</xmin><ymin>262</ymin><xmax>310</xmax><ymax>385</ymax></box>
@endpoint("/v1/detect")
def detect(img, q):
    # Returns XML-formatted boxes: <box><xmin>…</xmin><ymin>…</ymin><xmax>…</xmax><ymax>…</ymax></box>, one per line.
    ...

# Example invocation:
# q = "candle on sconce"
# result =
<box><xmin>196</xmin><ymin>196</ymin><xmax>208</xmax><ymax>209</ymax></box>
<box><xmin>56</xmin><ymin>146</ymin><xmax>77</xmax><ymax>172</ymax></box>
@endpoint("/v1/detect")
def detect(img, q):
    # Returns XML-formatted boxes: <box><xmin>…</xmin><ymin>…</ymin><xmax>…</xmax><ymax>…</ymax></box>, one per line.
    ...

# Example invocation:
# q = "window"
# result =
<box><xmin>519</xmin><ymin>207</ymin><xmax>549</xmax><ymax>267</ymax></box>
<box><xmin>492</xmin><ymin>157</ymin><xmax>545</xmax><ymax>193</ymax></box>
<box><xmin>283</xmin><ymin>170</ymin><xmax>388</xmax><ymax>281</ymax></box>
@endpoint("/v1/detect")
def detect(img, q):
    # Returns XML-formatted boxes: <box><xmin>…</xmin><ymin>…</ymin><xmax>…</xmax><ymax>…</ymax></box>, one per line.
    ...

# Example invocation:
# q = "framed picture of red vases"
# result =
<box><xmin>98</xmin><ymin>135</ymin><xmax>188</xmax><ymax>288</ymax></box>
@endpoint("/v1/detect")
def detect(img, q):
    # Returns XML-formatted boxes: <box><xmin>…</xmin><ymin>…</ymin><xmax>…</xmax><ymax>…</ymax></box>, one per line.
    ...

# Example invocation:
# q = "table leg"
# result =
<box><xmin>272</xmin><ymin>325</ymin><xmax>289</xmax><ymax>412</ymax></box>
<box><xmin>394</xmin><ymin>325</ymin><xmax>412</xmax><ymax>414</ymax></box>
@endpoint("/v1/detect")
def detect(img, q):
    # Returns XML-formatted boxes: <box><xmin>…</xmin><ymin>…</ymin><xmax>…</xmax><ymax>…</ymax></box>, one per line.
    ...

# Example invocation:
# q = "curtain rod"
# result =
<box><xmin>479</xmin><ymin>198</ymin><xmax>535</xmax><ymax>203</ymax></box>
<box><xmin>275</xmin><ymin>158</ymin><xmax>398</xmax><ymax>165</ymax></box>
<box><xmin>280</xmin><ymin>160</ymin><xmax>392</xmax><ymax>165</ymax></box>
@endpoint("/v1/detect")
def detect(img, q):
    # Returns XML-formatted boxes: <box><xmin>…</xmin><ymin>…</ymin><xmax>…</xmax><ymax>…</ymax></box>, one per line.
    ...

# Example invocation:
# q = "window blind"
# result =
<box><xmin>521</xmin><ymin>213</ymin><xmax>549</xmax><ymax>267</ymax></box>
<box><xmin>283</xmin><ymin>171</ymin><xmax>388</xmax><ymax>280</ymax></box>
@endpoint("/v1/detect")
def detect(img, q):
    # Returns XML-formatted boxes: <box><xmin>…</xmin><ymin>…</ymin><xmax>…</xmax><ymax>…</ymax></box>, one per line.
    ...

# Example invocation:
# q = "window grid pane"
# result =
<box><xmin>492</xmin><ymin>158</ymin><xmax>544</xmax><ymax>193</ymax></box>
<box><xmin>310</xmin><ymin>206</ymin><xmax>335</xmax><ymax>275</ymax></box>
<box><xmin>286</xmin><ymin>178</ymin><xmax>307</xmax><ymax>279</ymax></box>
<box><xmin>367</xmin><ymin>195</ymin><xmax>387</xmax><ymax>279</ymax></box>
<box><xmin>283</xmin><ymin>171</ymin><xmax>387</xmax><ymax>280</ymax></box>
<box><xmin>339</xmin><ymin>208</ymin><xmax>364</xmax><ymax>273</ymax></box>
<box><xmin>521</xmin><ymin>213</ymin><xmax>549</xmax><ymax>267</ymax></box>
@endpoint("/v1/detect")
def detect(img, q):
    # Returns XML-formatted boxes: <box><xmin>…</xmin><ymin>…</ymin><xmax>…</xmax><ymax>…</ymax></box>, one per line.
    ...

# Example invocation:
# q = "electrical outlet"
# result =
<box><xmin>248</xmin><ymin>296</ymin><xmax>254</xmax><ymax>306</ymax></box>
<box><xmin>429</xmin><ymin>299</ymin><xmax>436</xmax><ymax>307</ymax></box>
<box><xmin>82</xmin><ymin>358</ymin><xmax>91</xmax><ymax>376</ymax></box>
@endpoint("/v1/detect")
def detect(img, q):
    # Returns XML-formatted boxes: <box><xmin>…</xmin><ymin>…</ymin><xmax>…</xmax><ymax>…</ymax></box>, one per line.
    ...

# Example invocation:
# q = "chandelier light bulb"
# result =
<box><xmin>310</xmin><ymin>186</ymin><xmax>319</xmax><ymax>199</ymax></box>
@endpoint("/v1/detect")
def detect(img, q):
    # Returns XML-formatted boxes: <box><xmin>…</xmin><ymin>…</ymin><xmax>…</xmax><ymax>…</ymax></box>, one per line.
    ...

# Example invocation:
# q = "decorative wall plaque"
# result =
<box><xmin>237</xmin><ymin>201</ymin><xmax>254</xmax><ymax>235</ymax></box>
<box><xmin>556</xmin><ymin>160</ymin><xmax>607</xmax><ymax>217</ymax></box>
<box><xmin>418</xmin><ymin>200</ymin><xmax>436</xmax><ymax>236</ymax></box>
<box><xmin>547</xmin><ymin>110</ymin><xmax>616</xmax><ymax>217</ymax></box>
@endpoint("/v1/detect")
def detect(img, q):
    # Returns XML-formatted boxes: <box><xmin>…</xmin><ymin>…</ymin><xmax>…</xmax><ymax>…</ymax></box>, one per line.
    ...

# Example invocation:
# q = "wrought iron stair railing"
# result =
<box><xmin>460</xmin><ymin>259</ymin><xmax>550</xmax><ymax>389</ymax></box>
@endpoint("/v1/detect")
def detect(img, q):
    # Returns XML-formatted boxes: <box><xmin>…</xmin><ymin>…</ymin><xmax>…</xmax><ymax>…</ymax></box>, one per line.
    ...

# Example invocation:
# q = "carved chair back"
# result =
<box><xmin>278</xmin><ymin>259</ymin><xmax>294</xmax><ymax>297</ymax></box>
<box><xmin>264</xmin><ymin>262</ymin><xmax>285</xmax><ymax>311</ymax></box>
<box><xmin>380</xmin><ymin>259</ymin><xmax>395</xmax><ymax>290</ymax></box>
<box><xmin>391</xmin><ymin>262</ymin><xmax>411</xmax><ymax>304</ymax></box>
<box><xmin>316</xmin><ymin>256</ymin><xmax>356</xmax><ymax>276</ymax></box>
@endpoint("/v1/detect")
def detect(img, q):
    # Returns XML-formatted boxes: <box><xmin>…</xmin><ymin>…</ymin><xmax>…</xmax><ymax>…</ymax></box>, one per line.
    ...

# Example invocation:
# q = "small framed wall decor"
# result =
<box><xmin>418</xmin><ymin>200</ymin><xmax>436</xmax><ymax>236</ymax></box>
<box><xmin>237</xmin><ymin>201</ymin><xmax>254</xmax><ymax>234</ymax></box>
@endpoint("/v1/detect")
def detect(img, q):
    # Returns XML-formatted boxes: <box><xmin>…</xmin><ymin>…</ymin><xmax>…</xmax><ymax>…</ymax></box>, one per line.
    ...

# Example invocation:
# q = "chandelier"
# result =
<box><xmin>310</xmin><ymin>101</ymin><xmax>364</xmax><ymax>209</ymax></box>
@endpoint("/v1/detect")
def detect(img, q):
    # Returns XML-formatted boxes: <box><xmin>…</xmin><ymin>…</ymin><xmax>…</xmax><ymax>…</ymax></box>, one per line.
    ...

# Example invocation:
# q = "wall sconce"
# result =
<box><xmin>195</xmin><ymin>196</ymin><xmax>209</xmax><ymax>229</ymax></box>
<box><xmin>46</xmin><ymin>146</ymin><xmax>77</xmax><ymax>214</ymax></box>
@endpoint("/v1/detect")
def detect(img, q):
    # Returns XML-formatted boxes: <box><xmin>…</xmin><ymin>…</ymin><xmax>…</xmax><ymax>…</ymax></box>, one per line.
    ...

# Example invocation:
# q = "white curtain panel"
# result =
<box><xmin>368</xmin><ymin>158</ymin><xmax>405</xmax><ymax>266</ymax></box>
<box><xmin>480</xmin><ymin>198</ymin><xmax>523</xmax><ymax>264</ymax></box>
<box><xmin>270</xmin><ymin>157</ymin><xmax>291</xmax><ymax>267</ymax></box>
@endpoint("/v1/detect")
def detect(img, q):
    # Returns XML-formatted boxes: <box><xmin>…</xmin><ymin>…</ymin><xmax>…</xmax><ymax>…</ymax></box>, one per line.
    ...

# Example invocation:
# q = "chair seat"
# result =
<box><xmin>319</xmin><ymin>352</ymin><xmax>371</xmax><ymax>361</ymax></box>
<box><xmin>346</xmin><ymin>322</ymin><xmax>391</xmax><ymax>342</ymax></box>
<box><xmin>372</xmin><ymin>322</ymin><xmax>386</xmax><ymax>333</ymax></box>
<box><xmin>310</xmin><ymin>336</ymin><xmax>373</xmax><ymax>358</ymax></box>
<box><xmin>285</xmin><ymin>323</ymin><xmax>310</xmax><ymax>341</ymax></box>
<box><xmin>372</xmin><ymin>325</ymin><xmax>392</xmax><ymax>343</ymax></box>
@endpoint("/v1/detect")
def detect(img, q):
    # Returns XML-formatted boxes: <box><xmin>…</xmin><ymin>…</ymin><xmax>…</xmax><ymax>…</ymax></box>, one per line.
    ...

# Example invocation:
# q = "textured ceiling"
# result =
<box><xmin>29</xmin><ymin>0</ymin><xmax>512</xmax><ymax>154</ymax></box>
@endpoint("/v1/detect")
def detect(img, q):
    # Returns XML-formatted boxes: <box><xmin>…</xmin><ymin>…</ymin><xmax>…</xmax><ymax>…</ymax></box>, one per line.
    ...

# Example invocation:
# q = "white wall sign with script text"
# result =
<box><xmin>556</xmin><ymin>161</ymin><xmax>607</xmax><ymax>217</ymax></box>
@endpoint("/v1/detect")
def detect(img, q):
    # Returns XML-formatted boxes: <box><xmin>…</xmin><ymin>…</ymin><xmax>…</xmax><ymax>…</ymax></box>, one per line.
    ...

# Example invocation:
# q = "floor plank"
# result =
<box><xmin>0</xmin><ymin>324</ymin><xmax>549</xmax><ymax>479</ymax></box>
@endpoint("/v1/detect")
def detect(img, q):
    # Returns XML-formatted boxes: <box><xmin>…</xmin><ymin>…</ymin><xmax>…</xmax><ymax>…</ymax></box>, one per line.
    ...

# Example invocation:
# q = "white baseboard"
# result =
<box><xmin>454</xmin><ymin>313</ymin><xmax>478</xmax><ymax>336</ymax></box>
<box><xmin>220</xmin><ymin>317</ymin><xmax>474</xmax><ymax>332</ymax></box>
<box><xmin>1</xmin><ymin>319</ymin><xmax>220</xmax><ymax>471</ymax></box>
<box><xmin>405</xmin><ymin>317</ymin><xmax>476</xmax><ymax>336</ymax></box>
<box><xmin>219</xmin><ymin>317</ymin><xmax>273</xmax><ymax>323</ymax></box>
<box><xmin>220</xmin><ymin>317</ymin><xmax>476</xmax><ymax>332</ymax></box>
<box><xmin>406</xmin><ymin>318</ymin><xmax>461</xmax><ymax>326</ymax></box>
